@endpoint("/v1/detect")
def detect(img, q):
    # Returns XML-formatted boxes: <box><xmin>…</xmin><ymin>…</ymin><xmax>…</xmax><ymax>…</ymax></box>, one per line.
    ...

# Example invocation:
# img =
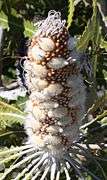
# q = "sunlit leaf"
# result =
<box><xmin>0</xmin><ymin>101</ymin><xmax>25</xmax><ymax>133</ymax></box>
<box><xmin>100</xmin><ymin>39</ymin><xmax>107</xmax><ymax>51</ymax></box>
<box><xmin>0</xmin><ymin>10</ymin><xmax>35</xmax><ymax>37</ymax></box>
<box><xmin>67</xmin><ymin>0</ymin><xmax>75</xmax><ymax>28</ymax></box>
<box><xmin>76</xmin><ymin>0</ymin><xmax>99</xmax><ymax>52</ymax></box>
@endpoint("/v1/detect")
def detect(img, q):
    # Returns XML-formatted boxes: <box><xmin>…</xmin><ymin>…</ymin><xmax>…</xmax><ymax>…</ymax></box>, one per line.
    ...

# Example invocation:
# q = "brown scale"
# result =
<box><xmin>51</xmin><ymin>28</ymin><xmax>69</xmax><ymax>42</ymax></box>
<box><xmin>54</xmin><ymin>95</ymin><xmax>70</xmax><ymax>107</ymax></box>
<box><xmin>59</xmin><ymin>133</ymin><xmax>69</xmax><ymax>146</ymax></box>
<box><xmin>46</xmin><ymin>65</ymin><xmax>72</xmax><ymax>84</ymax></box>
<box><xmin>40</xmin><ymin>116</ymin><xmax>56</xmax><ymax>126</ymax></box>
<box><xmin>44</xmin><ymin>45</ymin><xmax>69</xmax><ymax>62</ymax></box>
<box><xmin>50</xmin><ymin>86</ymin><xmax>76</xmax><ymax>110</ymax></box>
<box><xmin>34</xmin><ymin>123</ymin><xmax>49</xmax><ymax>136</ymax></box>
<box><xmin>40</xmin><ymin>124</ymin><xmax>49</xmax><ymax>133</ymax></box>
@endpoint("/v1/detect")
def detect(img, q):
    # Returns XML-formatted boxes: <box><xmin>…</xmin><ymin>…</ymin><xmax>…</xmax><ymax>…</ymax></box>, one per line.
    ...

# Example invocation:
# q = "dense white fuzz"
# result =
<box><xmin>47</xmin><ymin>107</ymin><xmax>68</xmax><ymax>118</ymax></box>
<box><xmin>47</xmin><ymin>57</ymin><xmax>68</xmax><ymax>69</ymax></box>
<box><xmin>66</xmin><ymin>75</ymin><xmax>85</xmax><ymax>91</ymax></box>
<box><xmin>32</xmin><ymin>63</ymin><xmax>48</xmax><ymax>78</ymax></box>
<box><xmin>67</xmin><ymin>37</ymin><xmax>76</xmax><ymax>50</ymax></box>
<box><xmin>39</xmin><ymin>101</ymin><xmax>59</xmax><ymax>109</ymax></box>
<box><xmin>30</xmin><ymin>78</ymin><xmax>48</xmax><ymax>91</ymax></box>
<box><xmin>29</xmin><ymin>91</ymin><xmax>51</xmax><ymax>102</ymax></box>
<box><xmin>32</xmin><ymin>106</ymin><xmax>47</xmax><ymax>120</ymax></box>
<box><xmin>46</xmin><ymin>125</ymin><xmax>63</xmax><ymax>134</ymax></box>
<box><xmin>43</xmin><ymin>83</ymin><xmax>63</xmax><ymax>97</ymax></box>
<box><xmin>63</xmin><ymin>123</ymin><xmax>80</xmax><ymax>141</ymax></box>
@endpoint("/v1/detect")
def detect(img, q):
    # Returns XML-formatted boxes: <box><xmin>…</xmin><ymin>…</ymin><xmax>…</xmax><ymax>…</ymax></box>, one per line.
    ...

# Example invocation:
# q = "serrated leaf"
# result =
<box><xmin>76</xmin><ymin>0</ymin><xmax>98</xmax><ymax>52</ymax></box>
<box><xmin>0</xmin><ymin>101</ymin><xmax>25</xmax><ymax>133</ymax></box>
<box><xmin>0</xmin><ymin>101</ymin><xmax>24</xmax><ymax>114</ymax></box>
<box><xmin>24</xmin><ymin>19</ymin><xmax>35</xmax><ymax>37</ymax></box>
<box><xmin>67</xmin><ymin>0</ymin><xmax>75</xmax><ymax>28</ymax></box>
<box><xmin>76</xmin><ymin>20</ymin><xmax>94</xmax><ymax>51</ymax></box>
<box><xmin>92</xmin><ymin>20</ymin><xmax>101</xmax><ymax>78</ymax></box>
<box><xmin>0</xmin><ymin>10</ymin><xmax>35</xmax><ymax>37</ymax></box>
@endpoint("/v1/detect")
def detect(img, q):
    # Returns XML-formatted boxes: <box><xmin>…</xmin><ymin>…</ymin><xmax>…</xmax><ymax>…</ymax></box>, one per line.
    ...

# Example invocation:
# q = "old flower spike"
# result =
<box><xmin>0</xmin><ymin>10</ymin><xmax>101</xmax><ymax>180</ymax></box>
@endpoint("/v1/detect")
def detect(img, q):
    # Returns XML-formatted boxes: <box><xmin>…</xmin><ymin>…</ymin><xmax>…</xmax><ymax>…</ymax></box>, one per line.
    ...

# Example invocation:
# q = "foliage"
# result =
<box><xmin>0</xmin><ymin>100</ymin><xmax>24</xmax><ymax>132</ymax></box>
<box><xmin>0</xmin><ymin>0</ymin><xmax>107</xmax><ymax>179</ymax></box>
<box><xmin>67</xmin><ymin>0</ymin><xmax>75</xmax><ymax>29</ymax></box>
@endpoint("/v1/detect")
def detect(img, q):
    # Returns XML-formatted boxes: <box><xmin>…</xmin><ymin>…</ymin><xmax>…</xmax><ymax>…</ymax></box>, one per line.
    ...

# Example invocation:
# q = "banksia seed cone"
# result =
<box><xmin>25</xmin><ymin>10</ymin><xmax>86</xmax><ymax>153</ymax></box>
<box><xmin>1</xmin><ymin>11</ymin><xmax>87</xmax><ymax>180</ymax></box>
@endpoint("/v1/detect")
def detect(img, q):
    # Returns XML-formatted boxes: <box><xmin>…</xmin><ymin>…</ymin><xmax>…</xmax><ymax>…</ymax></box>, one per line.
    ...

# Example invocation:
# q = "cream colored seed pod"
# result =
<box><xmin>39</xmin><ymin>101</ymin><xmax>59</xmax><ymax>109</ymax></box>
<box><xmin>30</xmin><ymin>78</ymin><xmax>48</xmax><ymax>91</ymax></box>
<box><xmin>32</xmin><ymin>106</ymin><xmax>47</xmax><ymax>120</ymax></box>
<box><xmin>47</xmin><ymin>57</ymin><xmax>69</xmax><ymax>69</ymax></box>
<box><xmin>30</xmin><ymin>134</ymin><xmax>45</xmax><ymax>148</ymax></box>
<box><xmin>32</xmin><ymin>62</ymin><xmax>48</xmax><ymax>78</ymax></box>
<box><xmin>29</xmin><ymin>91</ymin><xmax>51</xmax><ymax>102</ymax></box>
<box><xmin>38</xmin><ymin>37</ymin><xmax>55</xmax><ymax>51</ymax></box>
<box><xmin>43</xmin><ymin>83</ymin><xmax>63</xmax><ymax>97</ymax></box>
<box><xmin>30</xmin><ymin>45</ymin><xmax>46</xmax><ymax>61</ymax></box>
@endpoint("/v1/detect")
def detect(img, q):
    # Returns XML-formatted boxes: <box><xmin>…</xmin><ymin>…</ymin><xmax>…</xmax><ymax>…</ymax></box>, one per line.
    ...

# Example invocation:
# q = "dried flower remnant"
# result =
<box><xmin>1</xmin><ymin>10</ymin><xmax>94</xmax><ymax>180</ymax></box>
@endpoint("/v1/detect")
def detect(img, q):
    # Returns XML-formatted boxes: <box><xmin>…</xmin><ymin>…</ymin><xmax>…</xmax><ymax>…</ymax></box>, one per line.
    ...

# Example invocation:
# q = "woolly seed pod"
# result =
<box><xmin>1</xmin><ymin>10</ymin><xmax>87</xmax><ymax>180</ymax></box>
<box><xmin>24</xmin><ymin>9</ymin><xmax>86</xmax><ymax>157</ymax></box>
<box><xmin>25</xmin><ymin>9</ymin><xmax>86</xmax><ymax>154</ymax></box>
<box><xmin>38</xmin><ymin>37</ymin><xmax>55</xmax><ymax>51</ymax></box>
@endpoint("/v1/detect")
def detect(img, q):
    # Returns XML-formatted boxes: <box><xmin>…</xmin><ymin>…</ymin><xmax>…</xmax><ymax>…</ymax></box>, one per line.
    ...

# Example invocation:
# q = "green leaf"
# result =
<box><xmin>81</xmin><ymin>110</ymin><xmax>107</xmax><ymax>129</ymax></box>
<box><xmin>76</xmin><ymin>0</ymin><xmax>99</xmax><ymax>52</ymax></box>
<box><xmin>23</xmin><ymin>19</ymin><xmax>35</xmax><ymax>37</ymax></box>
<box><xmin>0</xmin><ymin>101</ymin><xmax>24</xmax><ymax>114</ymax></box>
<box><xmin>95</xmin><ymin>110</ymin><xmax>107</xmax><ymax>121</ymax></box>
<box><xmin>100</xmin><ymin>39</ymin><xmax>107</xmax><ymax>50</ymax></box>
<box><xmin>0</xmin><ymin>101</ymin><xmax>25</xmax><ymax>133</ymax></box>
<box><xmin>0</xmin><ymin>11</ymin><xmax>8</xmax><ymax>29</ymax></box>
<box><xmin>92</xmin><ymin>20</ymin><xmax>101</xmax><ymax>78</ymax></box>
<box><xmin>0</xmin><ymin>10</ymin><xmax>35</xmax><ymax>37</ymax></box>
<box><xmin>76</xmin><ymin>19</ymin><xmax>94</xmax><ymax>52</ymax></box>
<box><xmin>100</xmin><ymin>117</ymin><xmax>107</xmax><ymax>126</ymax></box>
<box><xmin>67</xmin><ymin>0</ymin><xmax>75</xmax><ymax>28</ymax></box>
